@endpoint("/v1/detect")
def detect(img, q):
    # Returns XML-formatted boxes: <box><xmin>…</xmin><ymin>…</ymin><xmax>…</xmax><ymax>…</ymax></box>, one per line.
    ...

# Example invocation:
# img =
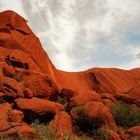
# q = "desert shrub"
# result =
<box><xmin>0</xmin><ymin>122</ymin><xmax>107</xmax><ymax>140</ymax></box>
<box><xmin>117</xmin><ymin>126</ymin><xmax>123</xmax><ymax>134</ymax></box>
<box><xmin>0</xmin><ymin>136</ymin><xmax>13</xmax><ymax>140</ymax></box>
<box><xmin>110</xmin><ymin>101</ymin><xmax>140</xmax><ymax>128</ymax></box>
<box><xmin>13</xmin><ymin>74</ymin><xmax>22</xmax><ymax>82</ymax></box>
<box><xmin>56</xmin><ymin>96</ymin><xmax>68</xmax><ymax>109</ymax></box>
<box><xmin>135</xmin><ymin>136</ymin><xmax>140</xmax><ymax>140</ymax></box>
<box><xmin>78</xmin><ymin>135</ymin><xmax>94</xmax><ymax>140</ymax></box>
<box><xmin>0</xmin><ymin>134</ymin><xmax>32</xmax><ymax>140</ymax></box>
<box><xmin>0</xmin><ymin>97</ymin><xmax>4</xmax><ymax>103</ymax></box>
<box><xmin>31</xmin><ymin>119</ymin><xmax>56</xmax><ymax>140</ymax></box>
<box><xmin>71</xmin><ymin>106</ymin><xmax>105</xmax><ymax>136</ymax></box>
<box><xmin>97</xmin><ymin>129</ymin><xmax>109</xmax><ymax>140</ymax></box>
<box><xmin>63</xmin><ymin>135</ymin><xmax>94</xmax><ymax>140</ymax></box>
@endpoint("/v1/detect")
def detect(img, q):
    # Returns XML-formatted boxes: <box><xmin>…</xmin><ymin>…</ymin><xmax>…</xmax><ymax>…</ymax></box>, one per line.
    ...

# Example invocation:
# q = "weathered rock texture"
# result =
<box><xmin>0</xmin><ymin>10</ymin><xmax>140</xmax><ymax>139</ymax></box>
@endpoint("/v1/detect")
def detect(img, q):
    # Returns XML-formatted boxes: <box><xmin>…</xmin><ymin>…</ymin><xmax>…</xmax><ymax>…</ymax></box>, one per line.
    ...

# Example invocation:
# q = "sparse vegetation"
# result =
<box><xmin>135</xmin><ymin>136</ymin><xmax>140</xmax><ymax>140</ymax></box>
<box><xmin>13</xmin><ymin>74</ymin><xmax>22</xmax><ymax>82</ymax></box>
<box><xmin>77</xmin><ymin>135</ymin><xmax>94</xmax><ymax>140</ymax></box>
<box><xmin>117</xmin><ymin>126</ymin><xmax>123</xmax><ymax>134</ymax></box>
<box><xmin>56</xmin><ymin>96</ymin><xmax>68</xmax><ymax>109</ymax></box>
<box><xmin>0</xmin><ymin>120</ymin><xmax>56</xmax><ymax>140</ymax></box>
<box><xmin>71</xmin><ymin>106</ymin><xmax>105</xmax><ymax>137</ymax></box>
<box><xmin>30</xmin><ymin>119</ymin><xmax>56</xmax><ymax>140</ymax></box>
<box><xmin>0</xmin><ymin>97</ymin><xmax>4</xmax><ymax>103</ymax></box>
<box><xmin>110</xmin><ymin>101</ymin><xmax>140</xmax><ymax>128</ymax></box>
<box><xmin>0</xmin><ymin>133</ymin><xmax>32</xmax><ymax>140</ymax></box>
<box><xmin>97</xmin><ymin>129</ymin><xmax>109</xmax><ymax>140</ymax></box>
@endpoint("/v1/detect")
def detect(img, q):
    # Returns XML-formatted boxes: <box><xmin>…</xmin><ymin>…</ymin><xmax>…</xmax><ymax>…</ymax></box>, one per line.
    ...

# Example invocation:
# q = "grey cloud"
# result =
<box><xmin>137</xmin><ymin>52</ymin><xmax>140</xmax><ymax>59</ymax></box>
<box><xmin>22</xmin><ymin>0</ymin><xmax>140</xmax><ymax>71</ymax></box>
<box><xmin>1</xmin><ymin>0</ymin><xmax>140</xmax><ymax>71</ymax></box>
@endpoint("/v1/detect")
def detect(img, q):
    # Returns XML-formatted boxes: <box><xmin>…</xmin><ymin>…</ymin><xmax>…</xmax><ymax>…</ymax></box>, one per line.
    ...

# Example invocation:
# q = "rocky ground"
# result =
<box><xmin>0</xmin><ymin>10</ymin><xmax>140</xmax><ymax>140</ymax></box>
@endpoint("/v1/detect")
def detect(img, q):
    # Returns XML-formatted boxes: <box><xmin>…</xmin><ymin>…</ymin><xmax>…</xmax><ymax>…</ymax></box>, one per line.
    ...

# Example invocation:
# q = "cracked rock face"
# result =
<box><xmin>0</xmin><ymin>103</ymin><xmax>35</xmax><ymax>137</ymax></box>
<box><xmin>0</xmin><ymin>10</ymin><xmax>61</xmax><ymax>138</ymax></box>
<box><xmin>0</xmin><ymin>10</ymin><xmax>140</xmax><ymax>139</ymax></box>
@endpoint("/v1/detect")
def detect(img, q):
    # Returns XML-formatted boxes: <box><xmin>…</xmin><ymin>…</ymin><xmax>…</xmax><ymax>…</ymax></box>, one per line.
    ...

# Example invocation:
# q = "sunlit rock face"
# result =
<box><xmin>0</xmin><ymin>11</ymin><xmax>140</xmax><ymax>139</ymax></box>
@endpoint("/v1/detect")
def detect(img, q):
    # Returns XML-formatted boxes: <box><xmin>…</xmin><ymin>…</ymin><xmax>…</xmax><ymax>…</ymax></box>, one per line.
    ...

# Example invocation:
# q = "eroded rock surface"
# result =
<box><xmin>0</xmin><ymin>103</ymin><xmax>35</xmax><ymax>138</ymax></box>
<box><xmin>50</xmin><ymin>111</ymin><xmax>73</xmax><ymax>139</ymax></box>
<box><xmin>0</xmin><ymin>10</ymin><xmax>139</xmax><ymax>139</ymax></box>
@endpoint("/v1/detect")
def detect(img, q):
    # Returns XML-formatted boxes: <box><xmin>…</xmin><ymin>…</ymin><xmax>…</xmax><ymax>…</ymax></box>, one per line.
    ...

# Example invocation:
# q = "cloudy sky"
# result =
<box><xmin>0</xmin><ymin>0</ymin><xmax>140</xmax><ymax>71</ymax></box>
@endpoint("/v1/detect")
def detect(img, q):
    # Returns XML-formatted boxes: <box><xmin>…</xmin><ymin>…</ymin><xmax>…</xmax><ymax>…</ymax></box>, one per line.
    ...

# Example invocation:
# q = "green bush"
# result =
<box><xmin>0</xmin><ymin>120</ymin><xmax>56</xmax><ymax>140</ymax></box>
<box><xmin>78</xmin><ymin>135</ymin><xmax>94</xmax><ymax>140</ymax></box>
<box><xmin>135</xmin><ymin>136</ymin><xmax>140</xmax><ymax>140</ymax></box>
<box><xmin>97</xmin><ymin>129</ymin><xmax>109</xmax><ymax>140</ymax></box>
<box><xmin>110</xmin><ymin>101</ymin><xmax>140</xmax><ymax>128</ymax></box>
<box><xmin>0</xmin><ymin>97</ymin><xmax>4</xmax><ymax>103</ymax></box>
<box><xmin>71</xmin><ymin>106</ymin><xmax>105</xmax><ymax>136</ymax></box>
<box><xmin>0</xmin><ymin>133</ymin><xmax>32</xmax><ymax>140</ymax></box>
<box><xmin>56</xmin><ymin>96</ymin><xmax>68</xmax><ymax>108</ymax></box>
<box><xmin>31</xmin><ymin>119</ymin><xmax>56</xmax><ymax>140</ymax></box>
<box><xmin>0</xmin><ymin>136</ymin><xmax>13</xmax><ymax>140</ymax></box>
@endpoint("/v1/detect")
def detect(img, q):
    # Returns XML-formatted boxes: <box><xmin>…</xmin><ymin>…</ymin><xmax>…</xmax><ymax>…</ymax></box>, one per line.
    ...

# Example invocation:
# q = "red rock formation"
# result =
<box><xmin>127</xmin><ymin>126</ymin><xmax>140</xmax><ymax>137</ymax></box>
<box><xmin>15</xmin><ymin>97</ymin><xmax>64</xmax><ymax>121</ymax></box>
<box><xmin>0</xmin><ymin>10</ymin><xmax>57</xmax><ymax>80</ymax></box>
<box><xmin>107</xmin><ymin>129</ymin><xmax>121</xmax><ymax>140</ymax></box>
<box><xmin>121</xmin><ymin>126</ymin><xmax>140</xmax><ymax>140</ymax></box>
<box><xmin>101</xmin><ymin>93</ymin><xmax>118</xmax><ymax>108</ymax></box>
<box><xmin>50</xmin><ymin>111</ymin><xmax>73</xmax><ymax>139</ymax></box>
<box><xmin>0</xmin><ymin>103</ymin><xmax>35</xmax><ymax>137</ymax></box>
<box><xmin>0</xmin><ymin>10</ymin><xmax>140</xmax><ymax>139</ymax></box>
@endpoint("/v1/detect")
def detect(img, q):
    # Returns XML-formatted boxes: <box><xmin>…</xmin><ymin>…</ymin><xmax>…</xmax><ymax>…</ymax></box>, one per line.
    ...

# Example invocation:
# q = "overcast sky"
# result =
<box><xmin>0</xmin><ymin>0</ymin><xmax>140</xmax><ymax>71</ymax></box>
